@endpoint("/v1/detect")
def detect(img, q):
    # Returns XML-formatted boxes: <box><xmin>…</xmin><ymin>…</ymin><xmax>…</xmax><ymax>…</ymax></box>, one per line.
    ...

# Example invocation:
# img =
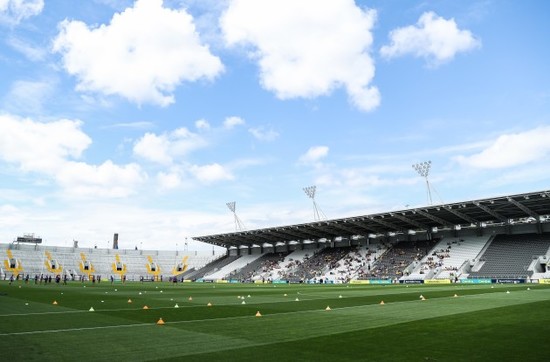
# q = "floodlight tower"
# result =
<box><xmin>226</xmin><ymin>201</ymin><xmax>246</xmax><ymax>231</ymax></box>
<box><xmin>412</xmin><ymin>161</ymin><xmax>433</xmax><ymax>205</ymax></box>
<box><xmin>303</xmin><ymin>185</ymin><xmax>327</xmax><ymax>221</ymax></box>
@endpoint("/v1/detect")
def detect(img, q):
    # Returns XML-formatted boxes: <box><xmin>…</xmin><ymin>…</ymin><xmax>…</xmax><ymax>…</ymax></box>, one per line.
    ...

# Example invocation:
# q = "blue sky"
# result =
<box><xmin>1</xmin><ymin>0</ymin><xmax>549</xmax><ymax>251</ymax></box>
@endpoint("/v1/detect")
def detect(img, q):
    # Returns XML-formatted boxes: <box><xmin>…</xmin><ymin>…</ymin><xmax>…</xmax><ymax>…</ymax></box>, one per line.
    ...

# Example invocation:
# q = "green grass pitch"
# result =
<box><xmin>1</xmin><ymin>280</ymin><xmax>549</xmax><ymax>361</ymax></box>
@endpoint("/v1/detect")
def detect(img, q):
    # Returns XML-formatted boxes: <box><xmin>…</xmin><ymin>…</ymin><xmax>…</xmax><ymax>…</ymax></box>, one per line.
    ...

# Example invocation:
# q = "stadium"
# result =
<box><xmin>2</xmin><ymin>188</ymin><xmax>550</xmax><ymax>361</ymax></box>
<box><xmin>1</xmin><ymin>1</ymin><xmax>550</xmax><ymax>361</ymax></box>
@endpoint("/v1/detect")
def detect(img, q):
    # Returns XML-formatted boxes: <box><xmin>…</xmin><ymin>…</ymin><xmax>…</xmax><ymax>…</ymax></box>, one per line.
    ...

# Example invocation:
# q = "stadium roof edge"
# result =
<box><xmin>193</xmin><ymin>189</ymin><xmax>550</xmax><ymax>249</ymax></box>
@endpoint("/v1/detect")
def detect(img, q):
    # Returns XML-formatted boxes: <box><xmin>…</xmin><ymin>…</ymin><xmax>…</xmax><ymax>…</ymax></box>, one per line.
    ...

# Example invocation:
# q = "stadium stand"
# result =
<box><xmin>405</xmin><ymin>235</ymin><xmax>491</xmax><ymax>280</ymax></box>
<box><xmin>468</xmin><ymin>233</ymin><xmax>550</xmax><ymax>279</ymax></box>
<box><xmin>203</xmin><ymin>254</ymin><xmax>263</xmax><ymax>280</ymax></box>
<box><xmin>0</xmin><ymin>243</ymin><xmax>217</xmax><ymax>281</ymax></box>
<box><xmin>365</xmin><ymin>239</ymin><xmax>437</xmax><ymax>280</ymax></box>
<box><xmin>319</xmin><ymin>244</ymin><xmax>385</xmax><ymax>283</ymax></box>
<box><xmin>279</xmin><ymin>247</ymin><xmax>350</xmax><ymax>283</ymax></box>
<box><xmin>185</xmin><ymin>255</ymin><xmax>240</xmax><ymax>281</ymax></box>
<box><xmin>228</xmin><ymin>252</ymin><xmax>288</xmax><ymax>282</ymax></box>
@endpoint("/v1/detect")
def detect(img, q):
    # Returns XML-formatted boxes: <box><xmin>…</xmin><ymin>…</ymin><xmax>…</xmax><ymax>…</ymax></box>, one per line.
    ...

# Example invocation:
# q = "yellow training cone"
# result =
<box><xmin>241</xmin><ymin>301</ymin><xmax>246</xmax><ymax>304</ymax></box>
<box><xmin>52</xmin><ymin>301</ymin><xmax>58</xmax><ymax>305</ymax></box>
<box><xmin>128</xmin><ymin>299</ymin><xmax>132</xmax><ymax>303</ymax></box>
<box><xmin>157</xmin><ymin>318</ymin><xmax>165</xmax><ymax>325</ymax></box>
<box><xmin>143</xmin><ymin>305</ymin><xmax>149</xmax><ymax>310</ymax></box>
<box><xmin>207</xmin><ymin>302</ymin><xmax>212</xmax><ymax>307</ymax></box>
<box><xmin>380</xmin><ymin>300</ymin><xmax>385</xmax><ymax>305</ymax></box>
<box><xmin>255</xmin><ymin>311</ymin><xmax>262</xmax><ymax>317</ymax></box>
<box><xmin>188</xmin><ymin>297</ymin><xmax>193</xmax><ymax>301</ymax></box>
<box><xmin>325</xmin><ymin>306</ymin><xmax>331</xmax><ymax>311</ymax></box>
<box><xmin>174</xmin><ymin>303</ymin><xmax>179</xmax><ymax>308</ymax></box>
<box><xmin>454</xmin><ymin>294</ymin><xmax>458</xmax><ymax>297</ymax></box>
<box><xmin>89</xmin><ymin>307</ymin><xmax>95</xmax><ymax>312</ymax></box>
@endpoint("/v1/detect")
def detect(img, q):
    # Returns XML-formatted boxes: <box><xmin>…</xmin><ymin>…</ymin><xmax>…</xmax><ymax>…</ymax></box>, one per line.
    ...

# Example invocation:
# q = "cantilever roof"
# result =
<box><xmin>193</xmin><ymin>190</ymin><xmax>550</xmax><ymax>248</ymax></box>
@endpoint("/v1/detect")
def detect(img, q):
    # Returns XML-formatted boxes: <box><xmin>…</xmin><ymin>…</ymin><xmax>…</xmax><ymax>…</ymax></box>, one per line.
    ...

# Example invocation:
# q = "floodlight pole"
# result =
<box><xmin>412</xmin><ymin>161</ymin><xmax>433</xmax><ymax>205</ymax></box>
<box><xmin>226</xmin><ymin>201</ymin><xmax>246</xmax><ymax>231</ymax></box>
<box><xmin>303</xmin><ymin>185</ymin><xmax>327</xmax><ymax>221</ymax></box>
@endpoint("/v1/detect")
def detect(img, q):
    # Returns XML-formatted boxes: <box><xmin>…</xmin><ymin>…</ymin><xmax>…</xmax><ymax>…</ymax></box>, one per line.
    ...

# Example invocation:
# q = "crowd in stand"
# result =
<box><xmin>227</xmin><ymin>253</ymin><xmax>287</xmax><ymax>282</ymax></box>
<box><xmin>360</xmin><ymin>240</ymin><xmax>435</xmax><ymax>280</ymax></box>
<box><xmin>3</xmin><ymin>238</ymin><xmax>470</xmax><ymax>284</ymax></box>
<box><xmin>419</xmin><ymin>241</ymin><xmax>460</xmax><ymax>274</ymax></box>
<box><xmin>278</xmin><ymin>248</ymin><xmax>350</xmax><ymax>283</ymax></box>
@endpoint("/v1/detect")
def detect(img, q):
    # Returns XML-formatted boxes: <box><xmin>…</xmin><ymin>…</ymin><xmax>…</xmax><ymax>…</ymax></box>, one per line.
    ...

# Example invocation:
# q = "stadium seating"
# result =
<box><xmin>3</xmin><ymin>232</ymin><xmax>550</xmax><ymax>283</ymax></box>
<box><xmin>229</xmin><ymin>252</ymin><xmax>288</xmax><ymax>282</ymax></box>
<box><xmin>468</xmin><ymin>233</ymin><xmax>550</xmax><ymax>279</ymax></box>
<box><xmin>406</xmin><ymin>236</ymin><xmax>491</xmax><ymax>280</ymax></box>
<box><xmin>364</xmin><ymin>239</ymin><xmax>437</xmax><ymax>280</ymax></box>
<box><xmin>203</xmin><ymin>254</ymin><xmax>263</xmax><ymax>280</ymax></box>
<box><xmin>0</xmin><ymin>243</ymin><xmax>219</xmax><ymax>281</ymax></box>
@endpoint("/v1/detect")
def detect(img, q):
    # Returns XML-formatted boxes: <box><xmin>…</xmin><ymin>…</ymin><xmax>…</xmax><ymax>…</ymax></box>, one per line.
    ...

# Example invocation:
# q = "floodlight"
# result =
<box><xmin>226</xmin><ymin>201</ymin><xmax>246</xmax><ymax>231</ymax></box>
<box><xmin>303</xmin><ymin>185</ymin><xmax>326</xmax><ymax>221</ymax></box>
<box><xmin>412</xmin><ymin>160</ymin><xmax>443</xmax><ymax>206</ymax></box>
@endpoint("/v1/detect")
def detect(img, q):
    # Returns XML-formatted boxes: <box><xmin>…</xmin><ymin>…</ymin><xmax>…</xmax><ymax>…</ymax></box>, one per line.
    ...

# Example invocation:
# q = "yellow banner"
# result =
<box><xmin>538</xmin><ymin>279</ymin><xmax>550</xmax><ymax>284</ymax></box>
<box><xmin>215</xmin><ymin>279</ymin><xmax>229</xmax><ymax>283</ymax></box>
<box><xmin>424</xmin><ymin>279</ymin><xmax>451</xmax><ymax>284</ymax></box>
<box><xmin>350</xmin><ymin>280</ymin><xmax>370</xmax><ymax>284</ymax></box>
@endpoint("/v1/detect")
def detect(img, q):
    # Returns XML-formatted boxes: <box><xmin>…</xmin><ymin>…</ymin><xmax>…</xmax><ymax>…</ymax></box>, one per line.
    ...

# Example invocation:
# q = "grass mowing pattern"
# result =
<box><xmin>1</xmin><ymin>281</ymin><xmax>549</xmax><ymax>361</ymax></box>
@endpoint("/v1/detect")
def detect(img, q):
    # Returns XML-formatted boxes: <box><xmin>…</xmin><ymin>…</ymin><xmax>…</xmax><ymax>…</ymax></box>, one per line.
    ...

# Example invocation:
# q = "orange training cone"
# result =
<box><xmin>157</xmin><ymin>318</ymin><xmax>165</xmax><ymax>325</ymax></box>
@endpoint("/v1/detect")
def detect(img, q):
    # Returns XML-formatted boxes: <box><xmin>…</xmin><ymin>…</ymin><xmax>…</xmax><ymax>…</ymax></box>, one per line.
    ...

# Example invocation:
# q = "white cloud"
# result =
<box><xmin>195</xmin><ymin>118</ymin><xmax>211</xmax><ymax>130</ymax></box>
<box><xmin>133</xmin><ymin>127</ymin><xmax>207</xmax><ymax>165</ymax></box>
<box><xmin>56</xmin><ymin>160</ymin><xmax>145</xmax><ymax>198</ymax></box>
<box><xmin>102</xmin><ymin>121</ymin><xmax>154</xmax><ymax>130</ymax></box>
<box><xmin>299</xmin><ymin>146</ymin><xmax>329</xmax><ymax>164</ymax></box>
<box><xmin>221</xmin><ymin>0</ymin><xmax>380</xmax><ymax>112</ymax></box>
<box><xmin>0</xmin><ymin>0</ymin><xmax>43</xmax><ymax>25</ymax></box>
<box><xmin>3</xmin><ymin>79</ymin><xmax>55</xmax><ymax>114</ymax></box>
<box><xmin>0</xmin><ymin>114</ymin><xmax>145</xmax><ymax>197</ymax></box>
<box><xmin>0</xmin><ymin>114</ymin><xmax>90</xmax><ymax>173</ymax></box>
<box><xmin>52</xmin><ymin>0</ymin><xmax>224</xmax><ymax>106</ymax></box>
<box><xmin>190</xmin><ymin>163</ymin><xmax>233</xmax><ymax>183</ymax></box>
<box><xmin>223</xmin><ymin>115</ymin><xmax>245</xmax><ymax>129</ymax></box>
<box><xmin>132</xmin><ymin>132</ymin><xmax>171</xmax><ymax>165</ymax></box>
<box><xmin>7</xmin><ymin>36</ymin><xmax>46</xmax><ymax>61</ymax></box>
<box><xmin>380</xmin><ymin>11</ymin><xmax>481</xmax><ymax>66</ymax></box>
<box><xmin>248</xmin><ymin>126</ymin><xmax>278</xmax><ymax>142</ymax></box>
<box><xmin>157</xmin><ymin>170</ymin><xmax>182</xmax><ymax>190</ymax></box>
<box><xmin>454</xmin><ymin>126</ymin><xmax>550</xmax><ymax>169</ymax></box>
